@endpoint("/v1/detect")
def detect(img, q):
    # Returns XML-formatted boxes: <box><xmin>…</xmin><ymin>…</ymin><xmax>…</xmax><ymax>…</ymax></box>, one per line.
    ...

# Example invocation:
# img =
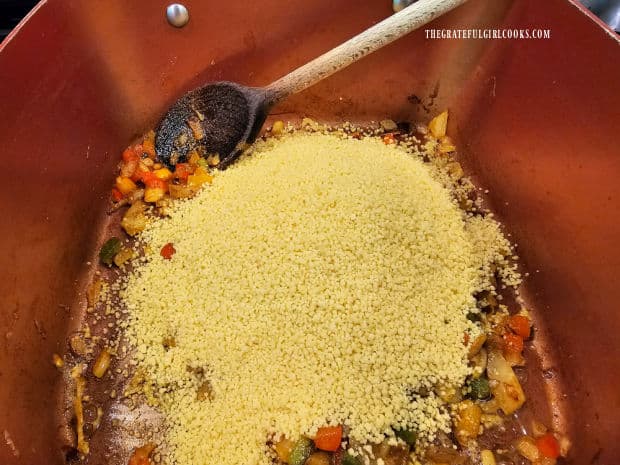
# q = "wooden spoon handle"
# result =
<box><xmin>265</xmin><ymin>0</ymin><xmax>468</xmax><ymax>102</ymax></box>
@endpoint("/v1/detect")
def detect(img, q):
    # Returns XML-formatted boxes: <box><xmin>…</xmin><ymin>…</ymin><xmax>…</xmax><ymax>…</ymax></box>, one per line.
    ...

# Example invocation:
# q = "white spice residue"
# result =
<box><xmin>121</xmin><ymin>132</ymin><xmax>516</xmax><ymax>465</ymax></box>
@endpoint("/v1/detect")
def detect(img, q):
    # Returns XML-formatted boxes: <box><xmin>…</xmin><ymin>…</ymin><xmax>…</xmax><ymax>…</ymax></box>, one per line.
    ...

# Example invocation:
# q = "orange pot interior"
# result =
<box><xmin>0</xmin><ymin>1</ymin><xmax>618</xmax><ymax>464</ymax></box>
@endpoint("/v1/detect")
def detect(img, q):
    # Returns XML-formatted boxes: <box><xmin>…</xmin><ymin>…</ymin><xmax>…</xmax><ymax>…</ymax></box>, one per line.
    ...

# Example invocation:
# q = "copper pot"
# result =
<box><xmin>0</xmin><ymin>1</ymin><xmax>618</xmax><ymax>464</ymax></box>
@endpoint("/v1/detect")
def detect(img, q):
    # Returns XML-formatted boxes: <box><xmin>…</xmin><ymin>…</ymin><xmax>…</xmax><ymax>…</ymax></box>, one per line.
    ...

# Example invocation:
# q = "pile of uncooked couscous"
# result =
<box><xmin>120</xmin><ymin>129</ymin><xmax>516</xmax><ymax>465</ymax></box>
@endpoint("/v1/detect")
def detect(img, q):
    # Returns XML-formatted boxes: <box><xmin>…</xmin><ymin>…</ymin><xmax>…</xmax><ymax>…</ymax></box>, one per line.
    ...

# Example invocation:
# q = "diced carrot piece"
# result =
<box><xmin>503</xmin><ymin>333</ymin><xmax>524</xmax><ymax>354</ymax></box>
<box><xmin>111</xmin><ymin>188</ymin><xmax>124</xmax><ymax>202</ymax></box>
<box><xmin>314</xmin><ymin>425</ymin><xmax>342</xmax><ymax>452</ymax></box>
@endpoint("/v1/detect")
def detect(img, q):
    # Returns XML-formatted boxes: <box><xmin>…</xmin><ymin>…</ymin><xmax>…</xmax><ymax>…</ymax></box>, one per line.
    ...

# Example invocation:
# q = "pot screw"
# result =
<box><xmin>166</xmin><ymin>4</ymin><xmax>190</xmax><ymax>28</ymax></box>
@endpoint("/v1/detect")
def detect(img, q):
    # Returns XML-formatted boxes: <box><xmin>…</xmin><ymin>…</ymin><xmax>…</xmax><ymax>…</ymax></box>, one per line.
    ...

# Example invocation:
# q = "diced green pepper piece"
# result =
<box><xmin>342</xmin><ymin>453</ymin><xmax>362</xmax><ymax>465</ymax></box>
<box><xmin>394</xmin><ymin>429</ymin><xmax>418</xmax><ymax>446</ymax></box>
<box><xmin>289</xmin><ymin>437</ymin><xmax>314</xmax><ymax>465</ymax></box>
<box><xmin>197</xmin><ymin>157</ymin><xmax>210</xmax><ymax>169</ymax></box>
<box><xmin>99</xmin><ymin>237</ymin><xmax>122</xmax><ymax>266</ymax></box>
<box><xmin>469</xmin><ymin>376</ymin><xmax>491</xmax><ymax>400</ymax></box>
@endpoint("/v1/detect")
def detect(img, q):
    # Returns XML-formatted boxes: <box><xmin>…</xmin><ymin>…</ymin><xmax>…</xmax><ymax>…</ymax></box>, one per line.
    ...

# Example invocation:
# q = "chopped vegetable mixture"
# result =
<box><xmin>59</xmin><ymin>114</ymin><xmax>570</xmax><ymax>465</ymax></box>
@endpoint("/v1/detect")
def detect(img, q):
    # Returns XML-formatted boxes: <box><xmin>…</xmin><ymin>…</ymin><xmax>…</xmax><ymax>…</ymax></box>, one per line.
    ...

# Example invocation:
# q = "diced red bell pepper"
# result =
<box><xmin>160</xmin><ymin>243</ymin><xmax>176</xmax><ymax>260</ymax></box>
<box><xmin>111</xmin><ymin>188</ymin><xmax>124</xmax><ymax>202</ymax></box>
<box><xmin>536</xmin><ymin>433</ymin><xmax>560</xmax><ymax>459</ymax></box>
<box><xmin>508</xmin><ymin>315</ymin><xmax>531</xmax><ymax>339</ymax></box>
<box><xmin>382</xmin><ymin>133</ymin><xmax>396</xmax><ymax>145</ymax></box>
<box><xmin>147</xmin><ymin>177</ymin><xmax>167</xmax><ymax>191</ymax></box>
<box><xmin>174</xmin><ymin>163</ymin><xmax>192</xmax><ymax>182</ymax></box>
<box><xmin>122</xmin><ymin>145</ymin><xmax>141</xmax><ymax>163</ymax></box>
<box><xmin>137</xmin><ymin>171</ymin><xmax>167</xmax><ymax>190</ymax></box>
<box><xmin>128</xmin><ymin>443</ymin><xmax>155</xmax><ymax>465</ymax></box>
<box><xmin>314</xmin><ymin>425</ymin><xmax>342</xmax><ymax>452</ymax></box>
<box><xmin>131</xmin><ymin>166</ymin><xmax>147</xmax><ymax>183</ymax></box>
<box><xmin>136</xmin><ymin>170</ymin><xmax>154</xmax><ymax>184</ymax></box>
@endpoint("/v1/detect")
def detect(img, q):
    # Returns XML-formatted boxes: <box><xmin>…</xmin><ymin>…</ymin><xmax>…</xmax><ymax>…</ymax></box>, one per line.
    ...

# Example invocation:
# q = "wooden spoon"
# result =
<box><xmin>155</xmin><ymin>0</ymin><xmax>467</xmax><ymax>168</ymax></box>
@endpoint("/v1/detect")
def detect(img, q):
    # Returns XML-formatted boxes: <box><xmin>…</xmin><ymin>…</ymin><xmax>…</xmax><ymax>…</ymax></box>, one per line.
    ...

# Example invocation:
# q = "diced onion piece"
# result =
<box><xmin>114</xmin><ymin>247</ymin><xmax>134</xmax><ymax>267</ymax></box>
<box><xmin>487</xmin><ymin>350</ymin><xmax>526</xmax><ymax>414</ymax></box>
<box><xmin>120</xmin><ymin>157</ymin><xmax>139</xmax><ymax>177</ymax></box>
<box><xmin>516</xmin><ymin>435</ymin><xmax>540</xmax><ymax>462</ymax></box>
<box><xmin>187</xmin><ymin>167</ymin><xmax>213</xmax><ymax>187</ymax></box>
<box><xmin>187</xmin><ymin>117</ymin><xmax>205</xmax><ymax>140</ymax></box>
<box><xmin>480</xmin><ymin>449</ymin><xmax>497</xmax><ymax>465</ymax></box>
<box><xmin>425</xmin><ymin>446</ymin><xmax>467</xmax><ymax>465</ymax></box>
<box><xmin>144</xmin><ymin>187</ymin><xmax>166</xmax><ymax>203</ymax></box>
<box><xmin>468</xmin><ymin>334</ymin><xmax>486</xmax><ymax>358</ymax></box>
<box><xmin>274</xmin><ymin>437</ymin><xmax>296</xmax><ymax>464</ymax></box>
<box><xmin>87</xmin><ymin>279</ymin><xmax>103</xmax><ymax>307</ymax></box>
<box><xmin>454</xmin><ymin>400</ymin><xmax>482</xmax><ymax>446</ymax></box>
<box><xmin>306</xmin><ymin>451</ymin><xmax>331</xmax><ymax>465</ymax></box>
<box><xmin>271</xmin><ymin>120</ymin><xmax>285</xmax><ymax>135</ymax></box>
<box><xmin>121</xmin><ymin>201</ymin><xmax>148</xmax><ymax>236</ymax></box>
<box><xmin>207</xmin><ymin>154</ymin><xmax>220</xmax><ymax>166</ymax></box>
<box><xmin>536</xmin><ymin>457</ymin><xmax>557</xmax><ymax>465</ymax></box>
<box><xmin>71</xmin><ymin>367</ymin><xmax>89</xmax><ymax>455</ymax></box>
<box><xmin>438</xmin><ymin>383</ymin><xmax>462</xmax><ymax>403</ymax></box>
<box><xmin>558</xmin><ymin>434</ymin><xmax>572</xmax><ymax>457</ymax></box>
<box><xmin>531</xmin><ymin>420</ymin><xmax>548</xmax><ymax>438</ymax></box>
<box><xmin>471</xmin><ymin>347</ymin><xmax>488</xmax><ymax>377</ymax></box>
<box><xmin>116</xmin><ymin>176</ymin><xmax>137</xmax><ymax>195</ymax></box>
<box><xmin>153</xmin><ymin>168</ymin><xmax>173</xmax><ymax>181</ymax></box>
<box><xmin>169</xmin><ymin>183</ymin><xmax>200</xmax><ymax>199</ymax></box>
<box><xmin>92</xmin><ymin>348</ymin><xmax>111</xmax><ymax>378</ymax></box>
<box><xmin>492</xmin><ymin>379</ymin><xmax>525</xmax><ymax>415</ymax></box>
<box><xmin>487</xmin><ymin>349</ymin><xmax>514</xmax><ymax>383</ymax></box>
<box><xmin>445</xmin><ymin>161</ymin><xmax>463</xmax><ymax>177</ymax></box>
<box><xmin>188</xmin><ymin>150</ymin><xmax>201</xmax><ymax>167</ymax></box>
<box><xmin>480</xmin><ymin>413</ymin><xmax>503</xmax><ymax>428</ymax></box>
<box><xmin>52</xmin><ymin>353</ymin><xmax>64</xmax><ymax>368</ymax></box>
<box><xmin>428</xmin><ymin>110</ymin><xmax>449</xmax><ymax>138</ymax></box>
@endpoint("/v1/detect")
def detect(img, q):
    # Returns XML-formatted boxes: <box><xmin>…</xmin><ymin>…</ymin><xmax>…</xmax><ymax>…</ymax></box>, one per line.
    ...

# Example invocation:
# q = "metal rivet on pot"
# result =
<box><xmin>166</xmin><ymin>4</ymin><xmax>189</xmax><ymax>28</ymax></box>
